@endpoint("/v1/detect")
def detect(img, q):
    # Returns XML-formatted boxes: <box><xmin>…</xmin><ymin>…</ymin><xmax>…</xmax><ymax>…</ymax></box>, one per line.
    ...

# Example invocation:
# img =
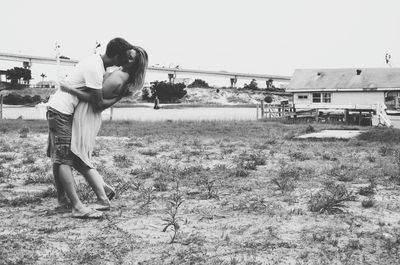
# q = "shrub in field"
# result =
<box><xmin>19</xmin><ymin>126</ymin><xmax>29</xmax><ymax>138</ymax></box>
<box><xmin>271</xmin><ymin>164</ymin><xmax>300</xmax><ymax>194</ymax></box>
<box><xmin>162</xmin><ymin>182</ymin><xmax>184</xmax><ymax>243</ymax></box>
<box><xmin>378</xmin><ymin>146</ymin><xmax>394</xmax><ymax>156</ymax></box>
<box><xmin>229</xmin><ymin>166</ymin><xmax>250</xmax><ymax>178</ymax></box>
<box><xmin>139</xmin><ymin>148</ymin><xmax>158</xmax><ymax>156</ymax></box>
<box><xmin>138</xmin><ymin>186</ymin><xmax>156</xmax><ymax>215</ymax></box>
<box><xmin>0</xmin><ymin>165</ymin><xmax>11</xmax><ymax>183</ymax></box>
<box><xmin>113</xmin><ymin>153</ymin><xmax>131</xmax><ymax>168</ymax></box>
<box><xmin>289</xmin><ymin>150</ymin><xmax>311</xmax><ymax>161</ymax></box>
<box><xmin>308</xmin><ymin>182</ymin><xmax>356</xmax><ymax>214</ymax></box>
<box><xmin>358</xmin><ymin>178</ymin><xmax>376</xmax><ymax>196</ymax></box>
<box><xmin>329</xmin><ymin>164</ymin><xmax>355</xmax><ymax>182</ymax></box>
<box><xmin>236</xmin><ymin>151</ymin><xmax>266</xmax><ymax>170</ymax></box>
<box><xmin>24</xmin><ymin>172</ymin><xmax>53</xmax><ymax>185</ymax></box>
<box><xmin>361</xmin><ymin>199</ymin><xmax>375</xmax><ymax>208</ymax></box>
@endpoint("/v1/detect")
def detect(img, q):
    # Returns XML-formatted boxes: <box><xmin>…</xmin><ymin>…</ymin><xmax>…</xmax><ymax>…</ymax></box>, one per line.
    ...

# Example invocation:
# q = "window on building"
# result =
<box><xmin>312</xmin><ymin>93</ymin><xmax>321</xmax><ymax>103</ymax></box>
<box><xmin>322</xmin><ymin>93</ymin><xmax>331</xmax><ymax>103</ymax></box>
<box><xmin>298</xmin><ymin>94</ymin><xmax>308</xmax><ymax>100</ymax></box>
<box><xmin>312</xmin><ymin>92</ymin><xmax>331</xmax><ymax>103</ymax></box>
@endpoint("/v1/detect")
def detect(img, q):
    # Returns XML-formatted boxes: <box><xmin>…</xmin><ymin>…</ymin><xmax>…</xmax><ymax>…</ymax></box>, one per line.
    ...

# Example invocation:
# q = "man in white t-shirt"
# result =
<box><xmin>46</xmin><ymin>37</ymin><xmax>133</xmax><ymax>218</ymax></box>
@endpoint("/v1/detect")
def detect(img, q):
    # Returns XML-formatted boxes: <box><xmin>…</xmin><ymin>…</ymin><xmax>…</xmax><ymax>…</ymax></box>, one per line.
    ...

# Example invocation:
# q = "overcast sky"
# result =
<box><xmin>1</xmin><ymin>0</ymin><xmax>399</xmax><ymax>83</ymax></box>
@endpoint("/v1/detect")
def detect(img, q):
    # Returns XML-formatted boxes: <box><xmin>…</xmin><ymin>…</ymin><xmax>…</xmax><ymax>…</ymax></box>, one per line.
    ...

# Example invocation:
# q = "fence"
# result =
<box><xmin>257</xmin><ymin>100</ymin><xmax>384</xmax><ymax>126</ymax></box>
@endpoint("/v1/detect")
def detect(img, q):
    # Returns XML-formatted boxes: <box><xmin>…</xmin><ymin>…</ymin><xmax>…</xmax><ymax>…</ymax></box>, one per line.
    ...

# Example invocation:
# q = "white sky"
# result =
<box><xmin>1</xmin><ymin>0</ymin><xmax>399</xmax><ymax>84</ymax></box>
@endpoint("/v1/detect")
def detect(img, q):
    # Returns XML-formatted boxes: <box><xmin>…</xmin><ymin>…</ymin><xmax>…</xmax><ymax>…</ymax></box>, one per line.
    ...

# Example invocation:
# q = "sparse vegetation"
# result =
<box><xmin>0</xmin><ymin>120</ymin><xmax>400</xmax><ymax>264</ymax></box>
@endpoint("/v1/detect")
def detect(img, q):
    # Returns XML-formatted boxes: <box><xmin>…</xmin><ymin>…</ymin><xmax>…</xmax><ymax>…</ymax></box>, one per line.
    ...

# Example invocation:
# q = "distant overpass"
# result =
<box><xmin>0</xmin><ymin>52</ymin><xmax>291</xmax><ymax>85</ymax></box>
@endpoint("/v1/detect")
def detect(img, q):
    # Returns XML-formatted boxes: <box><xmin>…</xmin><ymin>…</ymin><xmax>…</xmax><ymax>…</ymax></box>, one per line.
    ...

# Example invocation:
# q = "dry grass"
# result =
<box><xmin>0</xmin><ymin>120</ymin><xmax>400</xmax><ymax>264</ymax></box>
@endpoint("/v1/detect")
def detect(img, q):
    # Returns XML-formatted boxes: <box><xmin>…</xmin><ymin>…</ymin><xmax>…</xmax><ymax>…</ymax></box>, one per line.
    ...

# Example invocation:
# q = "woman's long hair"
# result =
<box><xmin>122</xmin><ymin>46</ymin><xmax>148</xmax><ymax>91</ymax></box>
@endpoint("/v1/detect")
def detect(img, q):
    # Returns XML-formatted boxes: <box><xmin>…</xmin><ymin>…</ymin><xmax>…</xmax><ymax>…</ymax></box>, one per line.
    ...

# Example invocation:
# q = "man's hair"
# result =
<box><xmin>106</xmin><ymin>38</ymin><xmax>134</xmax><ymax>58</ymax></box>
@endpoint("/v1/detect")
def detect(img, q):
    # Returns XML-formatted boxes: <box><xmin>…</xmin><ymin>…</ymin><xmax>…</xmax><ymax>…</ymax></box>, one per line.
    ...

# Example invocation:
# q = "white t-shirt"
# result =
<box><xmin>48</xmin><ymin>54</ymin><xmax>105</xmax><ymax>115</ymax></box>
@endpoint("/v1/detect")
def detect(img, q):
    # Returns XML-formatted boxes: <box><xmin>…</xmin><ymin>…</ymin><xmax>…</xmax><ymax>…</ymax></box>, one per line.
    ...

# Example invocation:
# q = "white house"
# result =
<box><xmin>287</xmin><ymin>68</ymin><xmax>400</xmax><ymax>111</ymax></box>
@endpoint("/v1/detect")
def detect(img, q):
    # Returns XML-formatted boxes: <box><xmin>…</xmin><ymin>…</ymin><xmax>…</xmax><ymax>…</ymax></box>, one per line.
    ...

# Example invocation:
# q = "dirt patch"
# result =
<box><xmin>0</xmin><ymin>122</ymin><xmax>400</xmax><ymax>264</ymax></box>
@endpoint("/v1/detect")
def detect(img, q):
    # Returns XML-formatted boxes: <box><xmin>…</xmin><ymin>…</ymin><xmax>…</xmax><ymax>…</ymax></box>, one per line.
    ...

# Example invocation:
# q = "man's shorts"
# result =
<box><xmin>46</xmin><ymin>107</ymin><xmax>75</xmax><ymax>166</ymax></box>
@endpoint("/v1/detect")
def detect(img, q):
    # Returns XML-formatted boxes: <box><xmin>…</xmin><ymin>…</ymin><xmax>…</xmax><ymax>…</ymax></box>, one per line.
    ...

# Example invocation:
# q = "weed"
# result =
<box><xmin>329</xmin><ymin>164</ymin><xmax>355</xmax><ymax>182</ymax></box>
<box><xmin>289</xmin><ymin>150</ymin><xmax>310</xmax><ymax>161</ymax></box>
<box><xmin>271</xmin><ymin>164</ymin><xmax>300</xmax><ymax>194</ymax></box>
<box><xmin>196</xmin><ymin>174</ymin><xmax>219</xmax><ymax>199</ymax></box>
<box><xmin>0</xmin><ymin>165</ymin><xmax>11</xmax><ymax>183</ymax></box>
<box><xmin>162</xmin><ymin>182</ymin><xmax>184</xmax><ymax>243</ymax></box>
<box><xmin>22</xmin><ymin>154</ymin><xmax>36</xmax><ymax>164</ymax></box>
<box><xmin>361</xmin><ymin>199</ymin><xmax>375</xmax><ymax>208</ymax></box>
<box><xmin>25</xmin><ymin>172</ymin><xmax>53</xmax><ymax>185</ymax></box>
<box><xmin>19</xmin><ymin>126</ymin><xmax>29</xmax><ymax>138</ymax></box>
<box><xmin>113</xmin><ymin>153</ymin><xmax>131</xmax><ymax>168</ymax></box>
<box><xmin>130</xmin><ymin>167</ymin><xmax>153</xmax><ymax>179</ymax></box>
<box><xmin>76</xmin><ymin>182</ymin><xmax>94</xmax><ymax>203</ymax></box>
<box><xmin>229</xmin><ymin>166</ymin><xmax>250</xmax><ymax>178</ymax></box>
<box><xmin>379</xmin><ymin>146</ymin><xmax>394</xmax><ymax>156</ymax></box>
<box><xmin>153</xmin><ymin>178</ymin><xmax>168</xmax><ymax>192</ymax></box>
<box><xmin>309</xmin><ymin>182</ymin><xmax>356</xmax><ymax>214</ymax></box>
<box><xmin>138</xmin><ymin>186</ymin><xmax>156</xmax><ymax>215</ymax></box>
<box><xmin>139</xmin><ymin>148</ymin><xmax>158</xmax><ymax>156</ymax></box>
<box><xmin>358</xmin><ymin>178</ymin><xmax>376</xmax><ymax>196</ymax></box>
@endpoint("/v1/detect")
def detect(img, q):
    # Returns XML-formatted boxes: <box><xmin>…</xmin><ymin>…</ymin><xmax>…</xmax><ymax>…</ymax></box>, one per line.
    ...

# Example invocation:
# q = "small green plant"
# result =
<box><xmin>271</xmin><ymin>164</ymin><xmax>300</xmax><ymax>194</ymax></box>
<box><xmin>24</xmin><ymin>173</ymin><xmax>53</xmax><ymax>185</ymax></box>
<box><xmin>361</xmin><ymin>199</ymin><xmax>375</xmax><ymax>208</ymax></box>
<box><xmin>358</xmin><ymin>178</ymin><xmax>376</xmax><ymax>196</ymax></box>
<box><xmin>229</xmin><ymin>166</ymin><xmax>250</xmax><ymax>178</ymax></box>
<box><xmin>139</xmin><ymin>148</ymin><xmax>158</xmax><ymax>156</ymax></box>
<box><xmin>308</xmin><ymin>182</ymin><xmax>356</xmax><ymax>214</ymax></box>
<box><xmin>138</xmin><ymin>186</ymin><xmax>156</xmax><ymax>215</ymax></box>
<box><xmin>196</xmin><ymin>174</ymin><xmax>219</xmax><ymax>199</ymax></box>
<box><xmin>0</xmin><ymin>165</ymin><xmax>12</xmax><ymax>183</ymax></box>
<box><xmin>113</xmin><ymin>153</ymin><xmax>131</xmax><ymax>168</ymax></box>
<box><xmin>19</xmin><ymin>126</ymin><xmax>29</xmax><ymax>138</ymax></box>
<box><xmin>162</xmin><ymin>182</ymin><xmax>184</xmax><ymax>243</ymax></box>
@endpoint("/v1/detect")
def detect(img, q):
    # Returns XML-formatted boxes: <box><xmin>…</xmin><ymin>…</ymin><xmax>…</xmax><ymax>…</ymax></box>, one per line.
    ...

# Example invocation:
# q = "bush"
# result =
<box><xmin>309</xmin><ymin>182</ymin><xmax>356</xmax><ymax>214</ymax></box>
<box><xmin>143</xmin><ymin>81</ymin><xmax>187</xmax><ymax>103</ymax></box>
<box><xmin>243</xmin><ymin>79</ymin><xmax>259</xmax><ymax>90</ymax></box>
<box><xmin>188</xmin><ymin>79</ymin><xmax>210</xmax><ymax>88</ymax></box>
<box><xmin>264</xmin><ymin>95</ymin><xmax>273</xmax><ymax>103</ymax></box>
<box><xmin>3</xmin><ymin>93</ymin><xmax>42</xmax><ymax>105</ymax></box>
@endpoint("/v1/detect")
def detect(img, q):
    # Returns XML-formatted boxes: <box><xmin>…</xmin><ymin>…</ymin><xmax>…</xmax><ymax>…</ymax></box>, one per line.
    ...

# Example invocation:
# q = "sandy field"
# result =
<box><xmin>0</xmin><ymin>120</ymin><xmax>400</xmax><ymax>265</ymax></box>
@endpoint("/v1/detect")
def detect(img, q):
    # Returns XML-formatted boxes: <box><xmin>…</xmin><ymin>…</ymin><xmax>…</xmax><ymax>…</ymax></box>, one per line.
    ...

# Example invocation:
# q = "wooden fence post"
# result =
<box><xmin>256</xmin><ymin>104</ymin><xmax>259</xmax><ymax>119</ymax></box>
<box><xmin>261</xmin><ymin>100</ymin><xmax>264</xmax><ymax>119</ymax></box>
<box><xmin>0</xmin><ymin>94</ymin><xmax>3</xmax><ymax>120</ymax></box>
<box><xmin>110</xmin><ymin>107</ymin><xmax>113</xmax><ymax>121</ymax></box>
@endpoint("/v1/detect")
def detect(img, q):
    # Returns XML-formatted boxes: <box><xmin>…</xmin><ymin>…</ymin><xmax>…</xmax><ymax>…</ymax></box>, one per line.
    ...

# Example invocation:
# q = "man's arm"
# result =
<box><xmin>60</xmin><ymin>81</ymin><xmax>127</xmax><ymax>111</ymax></box>
<box><xmin>88</xmin><ymin>87</ymin><xmax>124</xmax><ymax>111</ymax></box>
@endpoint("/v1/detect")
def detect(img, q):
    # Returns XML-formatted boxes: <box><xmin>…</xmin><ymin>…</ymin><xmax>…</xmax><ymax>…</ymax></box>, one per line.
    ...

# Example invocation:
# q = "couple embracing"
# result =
<box><xmin>46</xmin><ymin>37</ymin><xmax>148</xmax><ymax>219</ymax></box>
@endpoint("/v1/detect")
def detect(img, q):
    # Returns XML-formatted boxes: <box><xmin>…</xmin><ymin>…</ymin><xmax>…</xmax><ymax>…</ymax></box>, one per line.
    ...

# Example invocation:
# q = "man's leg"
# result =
<box><xmin>52</xmin><ymin>163</ymin><xmax>69</xmax><ymax>207</ymax></box>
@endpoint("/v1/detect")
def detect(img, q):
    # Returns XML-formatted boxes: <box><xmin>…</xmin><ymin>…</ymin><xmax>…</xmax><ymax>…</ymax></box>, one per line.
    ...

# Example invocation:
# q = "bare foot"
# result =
<box><xmin>88</xmin><ymin>200</ymin><xmax>111</xmax><ymax>211</ymax></box>
<box><xmin>72</xmin><ymin>207</ymin><xmax>103</xmax><ymax>219</ymax></box>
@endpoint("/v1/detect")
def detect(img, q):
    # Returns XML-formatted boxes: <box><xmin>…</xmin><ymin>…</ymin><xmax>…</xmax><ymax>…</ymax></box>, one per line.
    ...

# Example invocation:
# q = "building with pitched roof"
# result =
<box><xmin>287</xmin><ymin>68</ymin><xmax>400</xmax><ymax>110</ymax></box>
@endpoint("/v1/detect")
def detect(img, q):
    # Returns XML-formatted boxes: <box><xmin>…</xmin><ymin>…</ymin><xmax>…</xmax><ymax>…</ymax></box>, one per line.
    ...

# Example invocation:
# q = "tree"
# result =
<box><xmin>6</xmin><ymin>67</ymin><xmax>31</xmax><ymax>86</ymax></box>
<box><xmin>40</xmin><ymin>73</ymin><xmax>47</xmax><ymax>82</ymax></box>
<box><xmin>188</xmin><ymin>79</ymin><xmax>210</xmax><ymax>88</ymax></box>
<box><xmin>243</xmin><ymin>79</ymin><xmax>258</xmax><ymax>90</ymax></box>
<box><xmin>146</xmin><ymin>81</ymin><xmax>187</xmax><ymax>103</ymax></box>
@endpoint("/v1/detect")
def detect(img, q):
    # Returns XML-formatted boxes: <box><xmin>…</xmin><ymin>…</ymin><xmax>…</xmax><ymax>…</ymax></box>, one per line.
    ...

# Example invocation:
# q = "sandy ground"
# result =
<box><xmin>297</xmin><ymin>130</ymin><xmax>366</xmax><ymax>139</ymax></box>
<box><xmin>1</xmin><ymin>122</ymin><xmax>400</xmax><ymax>265</ymax></box>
